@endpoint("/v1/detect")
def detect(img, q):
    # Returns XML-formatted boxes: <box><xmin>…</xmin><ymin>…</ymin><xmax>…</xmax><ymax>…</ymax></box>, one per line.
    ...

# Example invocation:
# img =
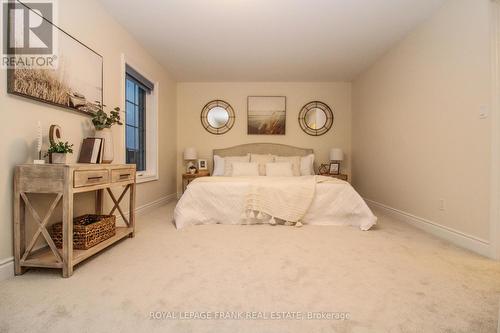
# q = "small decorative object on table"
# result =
<box><xmin>50</xmin><ymin>214</ymin><xmax>116</xmax><ymax>250</ymax></box>
<box><xmin>318</xmin><ymin>163</ymin><xmax>330</xmax><ymax>175</ymax></box>
<box><xmin>92</xmin><ymin>103</ymin><xmax>123</xmax><ymax>164</ymax></box>
<box><xmin>47</xmin><ymin>141</ymin><xmax>73</xmax><ymax>164</ymax></box>
<box><xmin>198</xmin><ymin>159</ymin><xmax>208</xmax><ymax>170</ymax></box>
<box><xmin>49</xmin><ymin>124</ymin><xmax>63</xmax><ymax>145</ymax></box>
<box><xmin>34</xmin><ymin>121</ymin><xmax>45</xmax><ymax>164</ymax></box>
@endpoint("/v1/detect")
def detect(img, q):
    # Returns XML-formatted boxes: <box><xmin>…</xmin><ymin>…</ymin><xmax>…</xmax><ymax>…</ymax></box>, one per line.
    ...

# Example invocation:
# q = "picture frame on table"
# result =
<box><xmin>329</xmin><ymin>162</ymin><xmax>340</xmax><ymax>175</ymax></box>
<box><xmin>198</xmin><ymin>159</ymin><xmax>208</xmax><ymax>170</ymax></box>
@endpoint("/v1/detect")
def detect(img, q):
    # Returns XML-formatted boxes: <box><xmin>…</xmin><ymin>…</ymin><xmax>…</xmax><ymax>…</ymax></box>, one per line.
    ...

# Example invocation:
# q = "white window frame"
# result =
<box><xmin>120</xmin><ymin>54</ymin><xmax>159</xmax><ymax>184</ymax></box>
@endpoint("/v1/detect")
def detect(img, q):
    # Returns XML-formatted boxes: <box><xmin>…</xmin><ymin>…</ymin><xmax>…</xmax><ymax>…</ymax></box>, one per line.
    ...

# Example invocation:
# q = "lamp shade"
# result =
<box><xmin>330</xmin><ymin>148</ymin><xmax>344</xmax><ymax>161</ymax></box>
<box><xmin>183</xmin><ymin>147</ymin><xmax>198</xmax><ymax>160</ymax></box>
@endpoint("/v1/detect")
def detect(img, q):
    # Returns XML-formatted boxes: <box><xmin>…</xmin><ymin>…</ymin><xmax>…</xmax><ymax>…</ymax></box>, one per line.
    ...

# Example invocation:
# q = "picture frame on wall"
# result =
<box><xmin>198</xmin><ymin>159</ymin><xmax>208</xmax><ymax>170</ymax></box>
<box><xmin>329</xmin><ymin>162</ymin><xmax>340</xmax><ymax>175</ymax></box>
<box><xmin>6</xmin><ymin>2</ymin><xmax>103</xmax><ymax>116</ymax></box>
<box><xmin>247</xmin><ymin>96</ymin><xmax>286</xmax><ymax>135</ymax></box>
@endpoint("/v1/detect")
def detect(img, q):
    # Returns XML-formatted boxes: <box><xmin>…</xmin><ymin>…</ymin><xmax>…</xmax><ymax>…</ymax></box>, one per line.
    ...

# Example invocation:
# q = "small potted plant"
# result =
<box><xmin>91</xmin><ymin>103</ymin><xmax>123</xmax><ymax>163</ymax></box>
<box><xmin>47</xmin><ymin>141</ymin><xmax>74</xmax><ymax>164</ymax></box>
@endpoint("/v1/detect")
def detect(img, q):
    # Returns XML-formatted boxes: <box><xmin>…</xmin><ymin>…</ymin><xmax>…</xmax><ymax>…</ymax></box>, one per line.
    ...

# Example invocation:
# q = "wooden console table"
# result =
<box><xmin>13</xmin><ymin>163</ymin><xmax>136</xmax><ymax>278</ymax></box>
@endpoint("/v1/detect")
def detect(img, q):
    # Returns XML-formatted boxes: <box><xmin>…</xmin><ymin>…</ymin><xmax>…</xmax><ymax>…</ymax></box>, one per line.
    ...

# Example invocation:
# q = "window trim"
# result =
<box><xmin>120</xmin><ymin>54</ymin><xmax>159</xmax><ymax>184</ymax></box>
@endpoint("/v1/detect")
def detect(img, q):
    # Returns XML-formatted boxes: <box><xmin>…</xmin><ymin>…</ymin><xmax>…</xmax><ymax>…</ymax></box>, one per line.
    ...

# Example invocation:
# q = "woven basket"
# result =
<box><xmin>50</xmin><ymin>214</ymin><xmax>116</xmax><ymax>250</ymax></box>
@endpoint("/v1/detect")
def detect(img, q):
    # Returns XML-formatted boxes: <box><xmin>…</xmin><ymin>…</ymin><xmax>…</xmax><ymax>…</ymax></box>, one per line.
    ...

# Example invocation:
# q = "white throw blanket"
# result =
<box><xmin>244</xmin><ymin>176</ymin><xmax>316</xmax><ymax>226</ymax></box>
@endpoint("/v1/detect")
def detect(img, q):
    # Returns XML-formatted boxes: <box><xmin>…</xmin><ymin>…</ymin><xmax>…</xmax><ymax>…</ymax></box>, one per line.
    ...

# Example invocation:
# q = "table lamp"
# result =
<box><xmin>184</xmin><ymin>147</ymin><xmax>198</xmax><ymax>173</ymax></box>
<box><xmin>330</xmin><ymin>148</ymin><xmax>344</xmax><ymax>174</ymax></box>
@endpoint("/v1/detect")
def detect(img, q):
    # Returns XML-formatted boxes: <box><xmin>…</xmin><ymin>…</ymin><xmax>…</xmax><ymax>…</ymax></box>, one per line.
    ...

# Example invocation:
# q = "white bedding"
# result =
<box><xmin>174</xmin><ymin>176</ymin><xmax>377</xmax><ymax>230</ymax></box>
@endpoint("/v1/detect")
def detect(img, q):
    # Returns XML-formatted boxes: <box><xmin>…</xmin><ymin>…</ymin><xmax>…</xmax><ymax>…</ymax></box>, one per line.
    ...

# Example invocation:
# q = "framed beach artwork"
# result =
<box><xmin>7</xmin><ymin>2</ymin><xmax>103</xmax><ymax>116</ymax></box>
<box><xmin>247</xmin><ymin>96</ymin><xmax>286</xmax><ymax>135</ymax></box>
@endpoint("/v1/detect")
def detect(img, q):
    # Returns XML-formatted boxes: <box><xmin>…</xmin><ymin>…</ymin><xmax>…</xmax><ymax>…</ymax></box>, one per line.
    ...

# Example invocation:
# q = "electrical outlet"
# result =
<box><xmin>439</xmin><ymin>199</ymin><xmax>445</xmax><ymax>211</ymax></box>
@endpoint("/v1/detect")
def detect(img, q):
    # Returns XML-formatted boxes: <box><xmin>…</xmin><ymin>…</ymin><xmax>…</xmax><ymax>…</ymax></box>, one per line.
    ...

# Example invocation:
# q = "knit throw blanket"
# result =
<box><xmin>243</xmin><ymin>176</ymin><xmax>320</xmax><ymax>227</ymax></box>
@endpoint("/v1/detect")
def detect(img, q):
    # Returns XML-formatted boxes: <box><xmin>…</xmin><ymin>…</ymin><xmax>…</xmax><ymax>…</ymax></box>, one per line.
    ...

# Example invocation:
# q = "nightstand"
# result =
<box><xmin>182</xmin><ymin>171</ymin><xmax>210</xmax><ymax>193</ymax></box>
<box><xmin>321</xmin><ymin>173</ymin><xmax>348</xmax><ymax>182</ymax></box>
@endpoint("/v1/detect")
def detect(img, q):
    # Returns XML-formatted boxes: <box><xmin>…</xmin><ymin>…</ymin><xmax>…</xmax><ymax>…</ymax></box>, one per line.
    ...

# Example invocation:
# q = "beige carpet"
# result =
<box><xmin>1</xmin><ymin>201</ymin><xmax>500</xmax><ymax>333</ymax></box>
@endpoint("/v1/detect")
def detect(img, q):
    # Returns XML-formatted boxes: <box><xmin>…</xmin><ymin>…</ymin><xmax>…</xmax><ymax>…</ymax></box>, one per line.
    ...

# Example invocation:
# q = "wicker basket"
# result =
<box><xmin>50</xmin><ymin>214</ymin><xmax>116</xmax><ymax>250</ymax></box>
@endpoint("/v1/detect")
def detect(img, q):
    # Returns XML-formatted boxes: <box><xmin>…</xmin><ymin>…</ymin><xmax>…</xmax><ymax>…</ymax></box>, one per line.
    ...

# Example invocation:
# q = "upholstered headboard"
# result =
<box><xmin>213</xmin><ymin>143</ymin><xmax>313</xmax><ymax>157</ymax></box>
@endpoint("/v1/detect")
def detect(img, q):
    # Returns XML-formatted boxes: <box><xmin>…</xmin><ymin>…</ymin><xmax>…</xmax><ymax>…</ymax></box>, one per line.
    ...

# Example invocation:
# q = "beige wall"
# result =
<box><xmin>176</xmin><ymin>82</ymin><xmax>351</xmax><ymax>193</ymax></box>
<box><xmin>0</xmin><ymin>0</ymin><xmax>177</xmax><ymax>261</ymax></box>
<box><xmin>352</xmin><ymin>0</ymin><xmax>492</xmax><ymax>241</ymax></box>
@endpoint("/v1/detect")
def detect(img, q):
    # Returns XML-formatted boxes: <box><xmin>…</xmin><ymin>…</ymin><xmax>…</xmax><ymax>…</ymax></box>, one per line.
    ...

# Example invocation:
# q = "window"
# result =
<box><xmin>125</xmin><ymin>75</ymin><xmax>146</xmax><ymax>171</ymax></box>
<box><xmin>124</xmin><ymin>62</ymin><xmax>157</xmax><ymax>182</ymax></box>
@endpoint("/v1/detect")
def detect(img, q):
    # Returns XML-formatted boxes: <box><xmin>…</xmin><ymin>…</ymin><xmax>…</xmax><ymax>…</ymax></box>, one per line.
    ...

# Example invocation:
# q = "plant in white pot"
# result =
<box><xmin>91</xmin><ymin>104</ymin><xmax>123</xmax><ymax>164</ymax></box>
<box><xmin>47</xmin><ymin>141</ymin><xmax>74</xmax><ymax>164</ymax></box>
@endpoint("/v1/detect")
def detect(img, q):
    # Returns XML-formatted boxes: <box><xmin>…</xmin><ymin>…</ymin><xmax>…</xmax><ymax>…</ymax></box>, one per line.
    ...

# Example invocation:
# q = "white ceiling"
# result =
<box><xmin>98</xmin><ymin>0</ymin><xmax>446</xmax><ymax>82</ymax></box>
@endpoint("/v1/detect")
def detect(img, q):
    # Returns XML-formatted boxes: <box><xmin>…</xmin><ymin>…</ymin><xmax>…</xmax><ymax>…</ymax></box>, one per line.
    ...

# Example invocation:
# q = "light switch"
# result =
<box><xmin>479</xmin><ymin>105</ymin><xmax>488</xmax><ymax>119</ymax></box>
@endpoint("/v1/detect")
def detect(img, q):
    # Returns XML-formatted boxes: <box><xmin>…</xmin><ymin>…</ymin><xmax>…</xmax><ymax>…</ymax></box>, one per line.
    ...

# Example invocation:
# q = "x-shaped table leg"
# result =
<box><xmin>107</xmin><ymin>185</ymin><xmax>130</xmax><ymax>226</ymax></box>
<box><xmin>20</xmin><ymin>193</ymin><xmax>63</xmax><ymax>263</ymax></box>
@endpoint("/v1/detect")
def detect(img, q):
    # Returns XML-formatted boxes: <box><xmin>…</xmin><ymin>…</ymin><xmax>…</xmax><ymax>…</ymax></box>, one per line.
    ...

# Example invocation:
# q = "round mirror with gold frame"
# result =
<box><xmin>200</xmin><ymin>100</ymin><xmax>235</xmax><ymax>135</ymax></box>
<box><xmin>298</xmin><ymin>101</ymin><xmax>333</xmax><ymax>136</ymax></box>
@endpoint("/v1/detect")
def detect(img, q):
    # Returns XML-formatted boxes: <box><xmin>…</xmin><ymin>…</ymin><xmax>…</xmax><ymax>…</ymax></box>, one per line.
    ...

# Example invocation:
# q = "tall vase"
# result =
<box><xmin>94</xmin><ymin>128</ymin><xmax>114</xmax><ymax>163</ymax></box>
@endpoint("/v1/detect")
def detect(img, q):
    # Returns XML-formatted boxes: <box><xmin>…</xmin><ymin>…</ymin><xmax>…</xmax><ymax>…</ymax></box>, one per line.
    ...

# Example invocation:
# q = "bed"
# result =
<box><xmin>174</xmin><ymin>143</ymin><xmax>377</xmax><ymax>230</ymax></box>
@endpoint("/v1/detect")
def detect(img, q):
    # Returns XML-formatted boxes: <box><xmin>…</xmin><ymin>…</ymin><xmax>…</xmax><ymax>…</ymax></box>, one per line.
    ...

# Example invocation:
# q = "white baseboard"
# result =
<box><xmin>365</xmin><ymin>199</ymin><xmax>492</xmax><ymax>258</ymax></box>
<box><xmin>0</xmin><ymin>257</ymin><xmax>14</xmax><ymax>282</ymax></box>
<box><xmin>116</xmin><ymin>193</ymin><xmax>177</xmax><ymax>221</ymax></box>
<box><xmin>0</xmin><ymin>193</ymin><xmax>177</xmax><ymax>282</ymax></box>
<box><xmin>134</xmin><ymin>193</ymin><xmax>177</xmax><ymax>217</ymax></box>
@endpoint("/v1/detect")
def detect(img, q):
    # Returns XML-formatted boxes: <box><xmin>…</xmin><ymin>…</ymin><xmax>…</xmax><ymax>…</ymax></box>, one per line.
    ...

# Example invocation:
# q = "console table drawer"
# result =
<box><xmin>111</xmin><ymin>169</ymin><xmax>134</xmax><ymax>183</ymax></box>
<box><xmin>74</xmin><ymin>170</ymin><xmax>109</xmax><ymax>188</ymax></box>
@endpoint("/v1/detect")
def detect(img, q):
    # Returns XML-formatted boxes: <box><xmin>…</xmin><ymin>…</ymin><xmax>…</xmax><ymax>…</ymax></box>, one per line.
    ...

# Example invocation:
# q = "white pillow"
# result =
<box><xmin>274</xmin><ymin>156</ymin><xmax>301</xmax><ymax>176</ymax></box>
<box><xmin>212</xmin><ymin>155</ymin><xmax>225</xmax><ymax>176</ymax></box>
<box><xmin>223</xmin><ymin>154</ymin><xmax>250</xmax><ymax>176</ymax></box>
<box><xmin>300</xmin><ymin>154</ymin><xmax>315</xmax><ymax>175</ymax></box>
<box><xmin>232</xmin><ymin>162</ymin><xmax>259</xmax><ymax>177</ymax></box>
<box><xmin>265</xmin><ymin>162</ymin><xmax>293</xmax><ymax>177</ymax></box>
<box><xmin>250</xmin><ymin>153</ymin><xmax>275</xmax><ymax>176</ymax></box>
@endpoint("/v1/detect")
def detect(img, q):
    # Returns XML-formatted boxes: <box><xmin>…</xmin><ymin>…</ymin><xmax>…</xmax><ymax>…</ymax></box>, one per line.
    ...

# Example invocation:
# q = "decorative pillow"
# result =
<box><xmin>212</xmin><ymin>155</ymin><xmax>225</xmax><ymax>176</ymax></box>
<box><xmin>232</xmin><ymin>162</ymin><xmax>259</xmax><ymax>177</ymax></box>
<box><xmin>300</xmin><ymin>154</ymin><xmax>315</xmax><ymax>176</ymax></box>
<box><xmin>274</xmin><ymin>156</ymin><xmax>301</xmax><ymax>176</ymax></box>
<box><xmin>250</xmin><ymin>153</ymin><xmax>275</xmax><ymax>176</ymax></box>
<box><xmin>265</xmin><ymin>162</ymin><xmax>293</xmax><ymax>177</ymax></box>
<box><xmin>223</xmin><ymin>154</ymin><xmax>250</xmax><ymax>176</ymax></box>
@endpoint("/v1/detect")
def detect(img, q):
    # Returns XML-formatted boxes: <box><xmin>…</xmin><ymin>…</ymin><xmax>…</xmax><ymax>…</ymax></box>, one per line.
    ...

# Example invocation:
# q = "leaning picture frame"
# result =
<box><xmin>329</xmin><ymin>162</ymin><xmax>340</xmax><ymax>175</ymax></box>
<box><xmin>198</xmin><ymin>159</ymin><xmax>208</xmax><ymax>170</ymax></box>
